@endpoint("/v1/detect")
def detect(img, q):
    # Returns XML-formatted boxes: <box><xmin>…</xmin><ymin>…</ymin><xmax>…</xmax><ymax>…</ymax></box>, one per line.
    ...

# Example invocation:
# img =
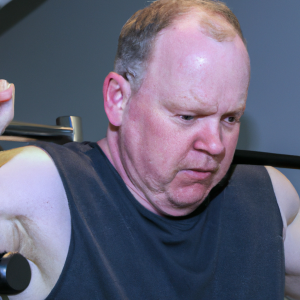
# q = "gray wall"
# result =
<box><xmin>0</xmin><ymin>0</ymin><xmax>300</xmax><ymax>192</ymax></box>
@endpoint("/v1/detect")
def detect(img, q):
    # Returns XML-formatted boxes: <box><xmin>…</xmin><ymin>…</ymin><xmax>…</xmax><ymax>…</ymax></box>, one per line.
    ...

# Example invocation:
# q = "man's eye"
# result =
<box><xmin>226</xmin><ymin>116</ymin><xmax>236</xmax><ymax>123</ymax></box>
<box><xmin>180</xmin><ymin>115</ymin><xmax>194</xmax><ymax>121</ymax></box>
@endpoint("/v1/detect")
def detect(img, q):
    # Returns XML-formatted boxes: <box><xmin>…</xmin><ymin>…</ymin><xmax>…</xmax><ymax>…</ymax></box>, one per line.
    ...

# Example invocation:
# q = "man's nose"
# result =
<box><xmin>193</xmin><ymin>122</ymin><xmax>225</xmax><ymax>157</ymax></box>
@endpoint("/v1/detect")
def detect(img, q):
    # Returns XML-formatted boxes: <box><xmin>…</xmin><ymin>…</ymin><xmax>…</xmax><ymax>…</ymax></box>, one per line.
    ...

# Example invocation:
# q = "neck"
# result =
<box><xmin>97</xmin><ymin>128</ymin><xmax>165</xmax><ymax>216</ymax></box>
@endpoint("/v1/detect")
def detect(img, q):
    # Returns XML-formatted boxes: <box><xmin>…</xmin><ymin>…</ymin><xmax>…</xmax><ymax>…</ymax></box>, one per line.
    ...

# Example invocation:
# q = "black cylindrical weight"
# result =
<box><xmin>0</xmin><ymin>252</ymin><xmax>31</xmax><ymax>295</ymax></box>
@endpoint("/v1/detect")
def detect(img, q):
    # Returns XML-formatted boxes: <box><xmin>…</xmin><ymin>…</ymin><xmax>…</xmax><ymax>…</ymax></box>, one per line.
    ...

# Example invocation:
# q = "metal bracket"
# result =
<box><xmin>0</xmin><ymin>116</ymin><xmax>83</xmax><ymax>144</ymax></box>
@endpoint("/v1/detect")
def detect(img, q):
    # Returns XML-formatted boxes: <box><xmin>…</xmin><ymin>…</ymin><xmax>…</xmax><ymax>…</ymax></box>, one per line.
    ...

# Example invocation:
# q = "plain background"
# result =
<box><xmin>0</xmin><ymin>0</ymin><xmax>299</xmax><ymax>193</ymax></box>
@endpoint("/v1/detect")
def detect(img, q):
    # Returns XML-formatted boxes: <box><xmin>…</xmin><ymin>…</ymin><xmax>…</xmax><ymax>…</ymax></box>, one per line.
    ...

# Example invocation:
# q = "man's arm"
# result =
<box><xmin>284</xmin><ymin>196</ymin><xmax>300</xmax><ymax>298</ymax></box>
<box><xmin>0</xmin><ymin>146</ymin><xmax>71</xmax><ymax>300</ymax></box>
<box><xmin>265</xmin><ymin>166</ymin><xmax>300</xmax><ymax>299</ymax></box>
<box><xmin>0</xmin><ymin>80</ymin><xmax>71</xmax><ymax>299</ymax></box>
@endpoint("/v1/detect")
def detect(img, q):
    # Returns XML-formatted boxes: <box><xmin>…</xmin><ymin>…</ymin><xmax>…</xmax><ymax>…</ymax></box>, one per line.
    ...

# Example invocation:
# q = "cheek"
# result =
<box><xmin>142</xmin><ymin>116</ymin><xmax>190</xmax><ymax>169</ymax></box>
<box><xmin>220</xmin><ymin>127</ymin><xmax>240</xmax><ymax>167</ymax></box>
<box><xmin>224</xmin><ymin>131</ymin><xmax>239</xmax><ymax>152</ymax></box>
<box><xmin>126</xmin><ymin>105</ymin><xmax>175</xmax><ymax>152</ymax></box>
<box><xmin>122</xmin><ymin>107</ymin><xmax>187</xmax><ymax>179</ymax></box>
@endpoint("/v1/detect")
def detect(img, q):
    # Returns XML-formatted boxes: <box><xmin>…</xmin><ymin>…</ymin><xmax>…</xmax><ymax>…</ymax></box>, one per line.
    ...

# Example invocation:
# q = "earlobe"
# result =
<box><xmin>103</xmin><ymin>72</ymin><xmax>131</xmax><ymax>127</ymax></box>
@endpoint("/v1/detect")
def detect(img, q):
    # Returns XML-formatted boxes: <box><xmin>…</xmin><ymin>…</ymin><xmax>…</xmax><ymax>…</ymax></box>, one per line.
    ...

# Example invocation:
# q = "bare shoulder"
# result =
<box><xmin>265</xmin><ymin>166</ymin><xmax>300</xmax><ymax>298</ymax></box>
<box><xmin>0</xmin><ymin>145</ymin><xmax>57</xmax><ymax>172</ymax></box>
<box><xmin>265</xmin><ymin>166</ymin><xmax>299</xmax><ymax>234</ymax></box>
<box><xmin>0</xmin><ymin>145</ymin><xmax>68</xmax><ymax>219</ymax></box>
<box><xmin>0</xmin><ymin>146</ymin><xmax>71</xmax><ymax>300</ymax></box>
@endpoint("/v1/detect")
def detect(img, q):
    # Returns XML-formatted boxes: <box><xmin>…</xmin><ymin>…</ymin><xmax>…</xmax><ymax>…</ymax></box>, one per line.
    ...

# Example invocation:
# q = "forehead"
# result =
<box><xmin>140</xmin><ymin>13</ymin><xmax>250</xmax><ymax>108</ymax></box>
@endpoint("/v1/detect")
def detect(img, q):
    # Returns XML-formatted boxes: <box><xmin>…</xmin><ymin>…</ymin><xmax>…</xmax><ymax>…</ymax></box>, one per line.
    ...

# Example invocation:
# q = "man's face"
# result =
<box><xmin>119</xmin><ymin>15</ymin><xmax>250</xmax><ymax>216</ymax></box>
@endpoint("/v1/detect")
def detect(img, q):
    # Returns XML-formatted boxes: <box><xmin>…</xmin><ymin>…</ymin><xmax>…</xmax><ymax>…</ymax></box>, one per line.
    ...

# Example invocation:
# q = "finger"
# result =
<box><xmin>0</xmin><ymin>93</ymin><xmax>14</xmax><ymax>134</ymax></box>
<box><xmin>0</xmin><ymin>79</ymin><xmax>9</xmax><ymax>89</ymax></box>
<box><xmin>0</xmin><ymin>80</ymin><xmax>14</xmax><ymax>102</ymax></box>
<box><xmin>0</xmin><ymin>80</ymin><xmax>14</xmax><ymax>134</ymax></box>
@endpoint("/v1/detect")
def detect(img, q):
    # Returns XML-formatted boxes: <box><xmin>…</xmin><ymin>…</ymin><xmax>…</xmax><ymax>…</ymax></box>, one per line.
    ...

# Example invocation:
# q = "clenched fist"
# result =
<box><xmin>0</xmin><ymin>79</ymin><xmax>14</xmax><ymax>135</ymax></box>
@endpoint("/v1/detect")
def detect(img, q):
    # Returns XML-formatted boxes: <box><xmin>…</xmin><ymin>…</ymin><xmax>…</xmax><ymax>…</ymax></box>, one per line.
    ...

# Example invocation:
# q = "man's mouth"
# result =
<box><xmin>180</xmin><ymin>168</ymin><xmax>217</xmax><ymax>181</ymax></box>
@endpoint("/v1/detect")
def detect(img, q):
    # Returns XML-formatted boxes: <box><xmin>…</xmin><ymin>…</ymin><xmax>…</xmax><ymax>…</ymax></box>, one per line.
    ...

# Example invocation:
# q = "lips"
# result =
<box><xmin>180</xmin><ymin>169</ymin><xmax>215</xmax><ymax>181</ymax></box>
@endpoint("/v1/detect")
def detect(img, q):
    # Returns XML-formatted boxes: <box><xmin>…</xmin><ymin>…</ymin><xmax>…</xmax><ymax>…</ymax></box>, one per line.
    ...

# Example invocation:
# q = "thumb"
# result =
<box><xmin>0</xmin><ymin>80</ymin><xmax>15</xmax><ymax>135</ymax></box>
<box><xmin>0</xmin><ymin>80</ymin><xmax>14</xmax><ymax>102</ymax></box>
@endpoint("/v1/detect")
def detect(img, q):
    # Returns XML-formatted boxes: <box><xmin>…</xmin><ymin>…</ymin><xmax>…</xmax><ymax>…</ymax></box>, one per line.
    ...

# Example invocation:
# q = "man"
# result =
<box><xmin>0</xmin><ymin>0</ymin><xmax>299</xmax><ymax>299</ymax></box>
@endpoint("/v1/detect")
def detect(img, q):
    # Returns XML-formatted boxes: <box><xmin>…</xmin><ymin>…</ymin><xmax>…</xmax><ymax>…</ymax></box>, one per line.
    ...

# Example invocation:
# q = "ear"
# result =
<box><xmin>103</xmin><ymin>72</ymin><xmax>131</xmax><ymax>127</ymax></box>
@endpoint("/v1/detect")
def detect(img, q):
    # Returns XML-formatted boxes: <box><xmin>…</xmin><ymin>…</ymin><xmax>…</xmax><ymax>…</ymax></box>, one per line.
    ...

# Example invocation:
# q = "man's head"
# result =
<box><xmin>101</xmin><ymin>0</ymin><xmax>250</xmax><ymax>217</ymax></box>
<box><xmin>114</xmin><ymin>0</ymin><xmax>246</xmax><ymax>94</ymax></box>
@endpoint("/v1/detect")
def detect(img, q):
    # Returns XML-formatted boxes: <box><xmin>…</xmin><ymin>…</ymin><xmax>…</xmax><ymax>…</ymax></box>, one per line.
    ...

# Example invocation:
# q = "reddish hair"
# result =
<box><xmin>114</xmin><ymin>0</ymin><xmax>245</xmax><ymax>93</ymax></box>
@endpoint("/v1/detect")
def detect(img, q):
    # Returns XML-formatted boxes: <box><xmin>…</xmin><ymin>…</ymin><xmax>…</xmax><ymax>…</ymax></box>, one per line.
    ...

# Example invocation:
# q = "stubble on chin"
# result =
<box><xmin>150</xmin><ymin>178</ymin><xmax>213</xmax><ymax>215</ymax></box>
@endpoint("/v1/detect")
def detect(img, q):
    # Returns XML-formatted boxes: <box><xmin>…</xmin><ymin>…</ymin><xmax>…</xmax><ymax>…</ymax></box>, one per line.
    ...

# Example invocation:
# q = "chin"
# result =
<box><xmin>158</xmin><ymin>201</ymin><xmax>203</xmax><ymax>217</ymax></box>
<box><xmin>161</xmin><ymin>184</ymin><xmax>211</xmax><ymax>216</ymax></box>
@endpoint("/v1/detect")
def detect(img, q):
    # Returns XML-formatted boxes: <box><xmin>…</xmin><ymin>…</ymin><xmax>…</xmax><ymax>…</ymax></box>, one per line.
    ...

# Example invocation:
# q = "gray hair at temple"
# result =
<box><xmin>114</xmin><ymin>0</ymin><xmax>246</xmax><ymax>94</ymax></box>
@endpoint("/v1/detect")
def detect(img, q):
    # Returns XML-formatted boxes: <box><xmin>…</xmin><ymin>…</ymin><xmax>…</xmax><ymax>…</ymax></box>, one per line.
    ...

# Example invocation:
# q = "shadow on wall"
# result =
<box><xmin>236</xmin><ymin>112</ymin><xmax>261</xmax><ymax>151</ymax></box>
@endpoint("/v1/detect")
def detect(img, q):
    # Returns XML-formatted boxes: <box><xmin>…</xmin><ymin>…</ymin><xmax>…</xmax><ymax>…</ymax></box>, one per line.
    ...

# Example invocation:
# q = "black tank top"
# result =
<box><xmin>36</xmin><ymin>141</ymin><xmax>284</xmax><ymax>300</ymax></box>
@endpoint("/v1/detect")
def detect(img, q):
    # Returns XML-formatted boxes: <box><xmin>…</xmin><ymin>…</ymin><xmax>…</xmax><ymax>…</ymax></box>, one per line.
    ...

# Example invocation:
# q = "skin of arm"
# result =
<box><xmin>265</xmin><ymin>166</ymin><xmax>300</xmax><ymax>299</ymax></box>
<box><xmin>0</xmin><ymin>146</ymin><xmax>71</xmax><ymax>300</ymax></box>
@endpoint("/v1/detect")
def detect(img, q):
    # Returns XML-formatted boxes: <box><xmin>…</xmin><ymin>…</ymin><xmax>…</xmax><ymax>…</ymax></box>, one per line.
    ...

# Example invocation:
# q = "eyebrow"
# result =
<box><xmin>223</xmin><ymin>105</ymin><xmax>246</xmax><ymax>117</ymax></box>
<box><xmin>162</xmin><ymin>94</ymin><xmax>247</xmax><ymax>115</ymax></box>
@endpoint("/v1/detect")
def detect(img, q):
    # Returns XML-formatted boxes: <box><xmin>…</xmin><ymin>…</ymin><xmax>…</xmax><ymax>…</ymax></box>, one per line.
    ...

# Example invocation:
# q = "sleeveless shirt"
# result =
<box><xmin>35</xmin><ymin>141</ymin><xmax>284</xmax><ymax>300</ymax></box>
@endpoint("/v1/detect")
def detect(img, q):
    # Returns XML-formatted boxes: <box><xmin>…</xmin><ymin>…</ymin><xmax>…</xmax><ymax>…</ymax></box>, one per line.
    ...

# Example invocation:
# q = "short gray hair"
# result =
<box><xmin>114</xmin><ymin>0</ymin><xmax>245</xmax><ymax>94</ymax></box>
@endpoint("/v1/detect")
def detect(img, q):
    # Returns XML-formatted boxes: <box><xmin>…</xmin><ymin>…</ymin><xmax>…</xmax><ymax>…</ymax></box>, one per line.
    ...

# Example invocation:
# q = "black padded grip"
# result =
<box><xmin>0</xmin><ymin>252</ymin><xmax>31</xmax><ymax>295</ymax></box>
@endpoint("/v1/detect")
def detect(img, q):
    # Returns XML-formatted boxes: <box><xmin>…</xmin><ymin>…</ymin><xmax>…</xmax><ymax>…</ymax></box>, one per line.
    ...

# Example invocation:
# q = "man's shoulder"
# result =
<box><xmin>0</xmin><ymin>145</ymin><xmax>60</xmax><ymax>194</ymax></box>
<box><xmin>0</xmin><ymin>145</ymin><xmax>68</xmax><ymax>216</ymax></box>
<box><xmin>265</xmin><ymin>166</ymin><xmax>299</xmax><ymax>235</ymax></box>
<box><xmin>0</xmin><ymin>145</ymin><xmax>54</xmax><ymax>169</ymax></box>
